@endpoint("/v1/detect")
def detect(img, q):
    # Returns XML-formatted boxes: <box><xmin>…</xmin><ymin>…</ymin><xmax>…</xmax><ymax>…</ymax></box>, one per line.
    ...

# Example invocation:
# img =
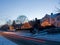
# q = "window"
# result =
<box><xmin>57</xmin><ymin>16</ymin><xmax>60</xmax><ymax>21</ymax></box>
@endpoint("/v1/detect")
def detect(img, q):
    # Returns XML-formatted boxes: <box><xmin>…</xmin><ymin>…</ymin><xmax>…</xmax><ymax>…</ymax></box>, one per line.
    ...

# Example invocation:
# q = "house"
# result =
<box><xmin>41</xmin><ymin>13</ymin><xmax>60</xmax><ymax>27</ymax></box>
<box><xmin>21</xmin><ymin>22</ymin><xmax>32</xmax><ymax>29</ymax></box>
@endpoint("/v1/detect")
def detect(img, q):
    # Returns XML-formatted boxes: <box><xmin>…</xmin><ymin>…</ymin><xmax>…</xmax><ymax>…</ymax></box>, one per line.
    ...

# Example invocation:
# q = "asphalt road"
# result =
<box><xmin>0</xmin><ymin>32</ymin><xmax>60</xmax><ymax>45</ymax></box>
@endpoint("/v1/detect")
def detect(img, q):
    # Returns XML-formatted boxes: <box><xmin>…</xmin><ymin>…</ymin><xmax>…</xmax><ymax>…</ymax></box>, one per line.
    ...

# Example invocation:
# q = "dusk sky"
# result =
<box><xmin>0</xmin><ymin>0</ymin><xmax>59</xmax><ymax>25</ymax></box>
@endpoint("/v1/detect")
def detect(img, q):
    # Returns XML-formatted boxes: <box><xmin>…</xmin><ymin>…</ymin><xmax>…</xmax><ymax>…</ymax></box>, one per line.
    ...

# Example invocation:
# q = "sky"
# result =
<box><xmin>0</xmin><ymin>0</ymin><xmax>59</xmax><ymax>25</ymax></box>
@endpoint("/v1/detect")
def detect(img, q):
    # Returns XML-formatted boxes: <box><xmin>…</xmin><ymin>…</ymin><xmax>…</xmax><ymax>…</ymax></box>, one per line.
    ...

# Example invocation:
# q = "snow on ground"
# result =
<box><xmin>3</xmin><ymin>31</ymin><xmax>60</xmax><ymax>42</ymax></box>
<box><xmin>0</xmin><ymin>35</ymin><xmax>17</xmax><ymax>45</ymax></box>
<box><xmin>34</xmin><ymin>33</ymin><xmax>60</xmax><ymax>42</ymax></box>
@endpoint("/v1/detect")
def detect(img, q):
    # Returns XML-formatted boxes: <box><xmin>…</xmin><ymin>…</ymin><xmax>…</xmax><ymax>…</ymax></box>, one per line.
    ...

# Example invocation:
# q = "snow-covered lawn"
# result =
<box><xmin>9</xmin><ymin>31</ymin><xmax>60</xmax><ymax>42</ymax></box>
<box><xmin>0</xmin><ymin>35</ymin><xmax>17</xmax><ymax>45</ymax></box>
<box><xmin>34</xmin><ymin>33</ymin><xmax>60</xmax><ymax>42</ymax></box>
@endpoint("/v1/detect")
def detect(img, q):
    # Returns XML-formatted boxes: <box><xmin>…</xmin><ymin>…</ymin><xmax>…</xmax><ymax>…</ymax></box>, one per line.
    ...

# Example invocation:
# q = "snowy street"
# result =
<box><xmin>0</xmin><ymin>35</ymin><xmax>17</xmax><ymax>45</ymax></box>
<box><xmin>3</xmin><ymin>31</ymin><xmax>60</xmax><ymax>42</ymax></box>
<box><xmin>0</xmin><ymin>31</ymin><xmax>60</xmax><ymax>45</ymax></box>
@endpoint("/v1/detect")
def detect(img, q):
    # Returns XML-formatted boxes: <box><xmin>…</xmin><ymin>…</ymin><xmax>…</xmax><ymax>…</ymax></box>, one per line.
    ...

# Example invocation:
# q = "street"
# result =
<box><xmin>0</xmin><ymin>32</ymin><xmax>60</xmax><ymax>45</ymax></box>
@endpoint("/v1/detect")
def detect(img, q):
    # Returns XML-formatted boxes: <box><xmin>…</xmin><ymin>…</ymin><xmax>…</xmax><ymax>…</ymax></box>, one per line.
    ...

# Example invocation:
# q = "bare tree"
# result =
<box><xmin>56</xmin><ymin>1</ymin><xmax>60</xmax><ymax>13</ymax></box>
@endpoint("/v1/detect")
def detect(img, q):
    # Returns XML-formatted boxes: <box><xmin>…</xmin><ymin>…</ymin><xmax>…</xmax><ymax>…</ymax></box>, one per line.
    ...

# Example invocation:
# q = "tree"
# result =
<box><xmin>16</xmin><ymin>15</ymin><xmax>28</xmax><ymax>24</ymax></box>
<box><xmin>56</xmin><ymin>8</ymin><xmax>60</xmax><ymax>13</ymax></box>
<box><xmin>6</xmin><ymin>19</ymin><xmax>12</xmax><ymax>25</ymax></box>
<box><xmin>12</xmin><ymin>20</ymin><xmax>16</xmax><ymax>29</ymax></box>
<box><xmin>56</xmin><ymin>1</ymin><xmax>60</xmax><ymax>13</ymax></box>
<box><xmin>32</xmin><ymin>18</ymin><xmax>41</xmax><ymax>34</ymax></box>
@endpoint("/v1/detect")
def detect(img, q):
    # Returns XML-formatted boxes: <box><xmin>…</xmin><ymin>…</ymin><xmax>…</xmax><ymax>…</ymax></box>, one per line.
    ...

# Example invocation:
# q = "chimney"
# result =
<box><xmin>35</xmin><ymin>18</ymin><xmax>37</xmax><ymax>20</ymax></box>
<box><xmin>51</xmin><ymin>13</ymin><xmax>53</xmax><ymax>16</ymax></box>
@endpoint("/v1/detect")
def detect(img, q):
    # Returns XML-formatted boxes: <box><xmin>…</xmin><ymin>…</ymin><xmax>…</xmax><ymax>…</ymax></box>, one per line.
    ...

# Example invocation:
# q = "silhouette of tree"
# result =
<box><xmin>56</xmin><ymin>1</ymin><xmax>60</xmax><ymax>13</ymax></box>
<box><xmin>16</xmin><ymin>15</ymin><xmax>28</xmax><ymax>24</ymax></box>
<box><xmin>32</xmin><ymin>18</ymin><xmax>41</xmax><ymax>34</ymax></box>
<box><xmin>12</xmin><ymin>20</ymin><xmax>16</xmax><ymax>29</ymax></box>
<box><xmin>6</xmin><ymin>19</ymin><xmax>12</xmax><ymax>25</ymax></box>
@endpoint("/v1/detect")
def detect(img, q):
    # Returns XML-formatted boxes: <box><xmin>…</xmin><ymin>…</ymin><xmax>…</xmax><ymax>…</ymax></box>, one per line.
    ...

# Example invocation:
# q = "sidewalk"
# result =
<box><xmin>0</xmin><ymin>35</ymin><xmax>17</xmax><ymax>45</ymax></box>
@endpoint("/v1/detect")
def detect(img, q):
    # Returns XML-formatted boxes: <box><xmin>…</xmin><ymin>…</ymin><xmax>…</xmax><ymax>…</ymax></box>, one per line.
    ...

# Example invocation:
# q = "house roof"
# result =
<box><xmin>51</xmin><ymin>13</ymin><xmax>60</xmax><ymax>18</ymax></box>
<box><xmin>42</xmin><ymin>14</ymin><xmax>50</xmax><ymax>20</ymax></box>
<box><xmin>41</xmin><ymin>13</ymin><xmax>60</xmax><ymax>21</ymax></box>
